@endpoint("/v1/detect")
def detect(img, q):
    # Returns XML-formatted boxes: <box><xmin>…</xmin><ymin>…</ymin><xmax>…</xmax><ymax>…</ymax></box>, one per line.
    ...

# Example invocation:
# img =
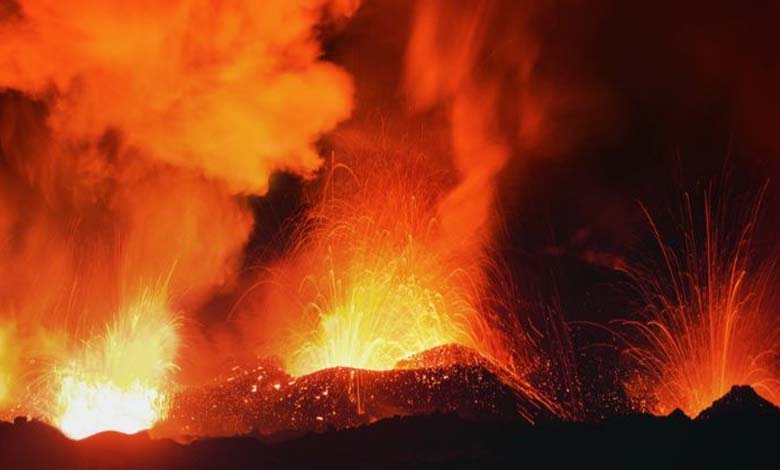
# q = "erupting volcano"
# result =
<box><xmin>619</xmin><ymin>192</ymin><xmax>780</xmax><ymax>416</ymax></box>
<box><xmin>2</xmin><ymin>0</ymin><xmax>780</xmax><ymax>467</ymax></box>
<box><xmin>52</xmin><ymin>287</ymin><xmax>179</xmax><ymax>439</ymax></box>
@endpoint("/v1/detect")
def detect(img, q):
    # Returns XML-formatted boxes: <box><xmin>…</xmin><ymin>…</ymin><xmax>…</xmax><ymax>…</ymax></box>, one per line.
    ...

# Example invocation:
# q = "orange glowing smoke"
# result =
<box><xmin>0</xmin><ymin>0</ymin><xmax>356</xmax><ymax>436</ymax></box>
<box><xmin>405</xmin><ymin>0</ymin><xmax>511</xmax><ymax>253</ymax></box>
<box><xmin>621</xmin><ymin>192</ymin><xmax>780</xmax><ymax>416</ymax></box>
<box><xmin>234</xmin><ymin>0</ymin><xmax>581</xmax><ymax>419</ymax></box>
<box><xmin>0</xmin><ymin>0</ymin><xmax>355</xmax><ymax>194</ymax></box>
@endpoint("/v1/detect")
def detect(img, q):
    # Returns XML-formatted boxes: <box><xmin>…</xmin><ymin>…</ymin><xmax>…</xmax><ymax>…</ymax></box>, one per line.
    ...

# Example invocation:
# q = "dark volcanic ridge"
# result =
<box><xmin>696</xmin><ymin>384</ymin><xmax>780</xmax><ymax>421</ymax></box>
<box><xmin>2</xmin><ymin>384</ymin><xmax>780</xmax><ymax>469</ymax></box>
<box><xmin>155</xmin><ymin>344</ymin><xmax>545</xmax><ymax>439</ymax></box>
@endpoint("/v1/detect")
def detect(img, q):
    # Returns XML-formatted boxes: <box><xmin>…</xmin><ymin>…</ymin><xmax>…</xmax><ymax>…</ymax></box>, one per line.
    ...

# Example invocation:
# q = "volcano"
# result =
<box><xmin>154</xmin><ymin>344</ymin><xmax>551</xmax><ymax>440</ymax></box>
<box><xmin>696</xmin><ymin>385</ymin><xmax>780</xmax><ymax>421</ymax></box>
<box><xmin>2</xmin><ymin>0</ymin><xmax>780</xmax><ymax>467</ymax></box>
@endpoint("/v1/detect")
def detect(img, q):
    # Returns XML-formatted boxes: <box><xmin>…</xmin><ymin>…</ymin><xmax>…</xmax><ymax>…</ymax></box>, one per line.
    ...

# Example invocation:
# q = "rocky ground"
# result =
<box><xmin>153</xmin><ymin>344</ymin><xmax>549</xmax><ymax>439</ymax></box>
<box><xmin>1</xmin><ymin>384</ymin><xmax>777</xmax><ymax>468</ymax></box>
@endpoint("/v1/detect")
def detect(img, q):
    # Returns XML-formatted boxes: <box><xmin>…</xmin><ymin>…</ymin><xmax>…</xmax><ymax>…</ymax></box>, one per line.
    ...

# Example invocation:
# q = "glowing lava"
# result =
<box><xmin>269</xmin><ymin>161</ymin><xmax>495</xmax><ymax>377</ymax></box>
<box><xmin>52</xmin><ymin>289</ymin><xmax>179</xmax><ymax>439</ymax></box>
<box><xmin>253</xmin><ymin>160</ymin><xmax>576</xmax><ymax>425</ymax></box>
<box><xmin>621</xmin><ymin>193</ymin><xmax>780</xmax><ymax>416</ymax></box>
<box><xmin>55</xmin><ymin>377</ymin><xmax>167</xmax><ymax>440</ymax></box>
<box><xmin>0</xmin><ymin>324</ymin><xmax>15</xmax><ymax>406</ymax></box>
<box><xmin>289</xmin><ymin>232</ymin><xmax>475</xmax><ymax>375</ymax></box>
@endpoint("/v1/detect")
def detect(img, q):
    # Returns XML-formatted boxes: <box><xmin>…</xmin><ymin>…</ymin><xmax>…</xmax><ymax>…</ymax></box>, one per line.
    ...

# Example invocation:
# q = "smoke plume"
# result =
<box><xmin>0</xmin><ymin>0</ymin><xmax>355</xmax><ymax>404</ymax></box>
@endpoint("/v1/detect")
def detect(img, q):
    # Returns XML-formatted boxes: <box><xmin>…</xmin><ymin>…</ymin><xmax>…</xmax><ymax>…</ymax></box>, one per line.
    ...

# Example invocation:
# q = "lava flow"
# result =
<box><xmin>620</xmin><ymin>192</ymin><xmax>780</xmax><ymax>416</ymax></box>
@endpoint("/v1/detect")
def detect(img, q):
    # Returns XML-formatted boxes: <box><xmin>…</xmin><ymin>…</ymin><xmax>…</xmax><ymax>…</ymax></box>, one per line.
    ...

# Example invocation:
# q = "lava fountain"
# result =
<box><xmin>51</xmin><ymin>288</ymin><xmax>179</xmax><ymax>439</ymax></box>
<box><xmin>0</xmin><ymin>0</ymin><xmax>357</xmax><ymax>439</ymax></box>
<box><xmin>244</xmin><ymin>155</ymin><xmax>573</xmax><ymax>421</ymax></box>
<box><xmin>620</xmin><ymin>190</ymin><xmax>780</xmax><ymax>416</ymax></box>
<box><xmin>285</xmin><ymin>175</ymin><xmax>487</xmax><ymax>376</ymax></box>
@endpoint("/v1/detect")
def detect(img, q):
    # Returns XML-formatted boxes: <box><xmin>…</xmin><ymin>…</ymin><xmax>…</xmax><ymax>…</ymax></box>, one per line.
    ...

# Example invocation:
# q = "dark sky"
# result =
<box><xmin>309</xmin><ymin>0</ymin><xmax>780</xmax><ymax>415</ymax></box>
<box><xmin>249</xmin><ymin>0</ymin><xmax>780</xmax><ymax>326</ymax></box>
<box><xmin>172</xmin><ymin>0</ymin><xmax>780</xmax><ymax>410</ymax></box>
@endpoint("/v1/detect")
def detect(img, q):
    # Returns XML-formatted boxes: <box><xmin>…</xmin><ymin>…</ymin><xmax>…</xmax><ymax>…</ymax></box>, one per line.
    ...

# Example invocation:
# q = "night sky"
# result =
<box><xmin>237</xmin><ymin>1</ymin><xmax>780</xmax><ymax>414</ymax></box>
<box><xmin>252</xmin><ymin>0</ymin><xmax>780</xmax><ymax>324</ymax></box>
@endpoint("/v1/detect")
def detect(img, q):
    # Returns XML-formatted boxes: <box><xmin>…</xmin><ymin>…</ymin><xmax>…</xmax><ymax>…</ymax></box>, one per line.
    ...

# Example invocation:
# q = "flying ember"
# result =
<box><xmin>620</xmin><ymin>192</ymin><xmax>780</xmax><ymax>416</ymax></box>
<box><xmin>282</xmin><ymin>169</ymin><xmax>484</xmax><ymax>375</ymax></box>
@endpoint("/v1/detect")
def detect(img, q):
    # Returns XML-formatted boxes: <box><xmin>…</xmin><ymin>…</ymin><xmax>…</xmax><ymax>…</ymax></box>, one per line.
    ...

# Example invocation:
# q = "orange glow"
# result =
<box><xmin>55</xmin><ymin>377</ymin><xmax>168</xmax><ymax>440</ymax></box>
<box><xmin>52</xmin><ymin>288</ymin><xmax>178</xmax><ymax>439</ymax></box>
<box><xmin>285</xmin><ymin>199</ymin><xmax>480</xmax><ymax>375</ymax></box>
<box><xmin>233</xmin><ymin>0</ymin><xmax>578</xmax><ymax>420</ymax></box>
<box><xmin>0</xmin><ymin>0</ymin><xmax>581</xmax><ymax>433</ymax></box>
<box><xmin>0</xmin><ymin>323</ymin><xmax>17</xmax><ymax>406</ymax></box>
<box><xmin>289</xmin><ymin>258</ymin><xmax>469</xmax><ymax>374</ymax></box>
<box><xmin>621</xmin><ymin>193</ymin><xmax>780</xmax><ymax>416</ymax></box>
<box><xmin>0</xmin><ymin>0</ymin><xmax>355</xmax><ymax>194</ymax></box>
<box><xmin>242</xmin><ymin>156</ymin><xmax>571</xmax><ymax>420</ymax></box>
<box><xmin>0</xmin><ymin>0</ymin><xmax>355</xmax><ymax>428</ymax></box>
<box><xmin>262</xmin><ymin>162</ymin><xmax>491</xmax><ymax>376</ymax></box>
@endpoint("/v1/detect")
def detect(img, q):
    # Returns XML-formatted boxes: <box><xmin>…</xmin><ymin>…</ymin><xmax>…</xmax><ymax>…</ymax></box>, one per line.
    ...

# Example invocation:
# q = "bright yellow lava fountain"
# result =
<box><xmin>282</xmin><ymin>166</ymin><xmax>497</xmax><ymax>377</ymax></box>
<box><xmin>55</xmin><ymin>377</ymin><xmax>168</xmax><ymax>439</ymax></box>
<box><xmin>53</xmin><ymin>289</ymin><xmax>178</xmax><ymax>439</ymax></box>
<box><xmin>289</xmin><ymin>243</ymin><xmax>474</xmax><ymax>375</ymax></box>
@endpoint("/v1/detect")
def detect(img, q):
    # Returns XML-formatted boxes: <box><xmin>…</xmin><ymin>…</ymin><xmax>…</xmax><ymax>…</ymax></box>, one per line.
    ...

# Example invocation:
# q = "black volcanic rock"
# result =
<box><xmin>0</xmin><ymin>418</ymin><xmax>74</xmax><ymax>468</ymax></box>
<box><xmin>679</xmin><ymin>386</ymin><xmax>780</xmax><ymax>467</ymax></box>
<box><xmin>4</xmin><ymin>389</ymin><xmax>780</xmax><ymax>469</ymax></box>
<box><xmin>696</xmin><ymin>385</ymin><xmax>780</xmax><ymax>421</ymax></box>
<box><xmin>156</xmin><ymin>345</ymin><xmax>551</xmax><ymax>440</ymax></box>
<box><xmin>666</xmin><ymin>408</ymin><xmax>690</xmax><ymax>423</ymax></box>
<box><xmin>8</xmin><ymin>373</ymin><xmax>780</xmax><ymax>468</ymax></box>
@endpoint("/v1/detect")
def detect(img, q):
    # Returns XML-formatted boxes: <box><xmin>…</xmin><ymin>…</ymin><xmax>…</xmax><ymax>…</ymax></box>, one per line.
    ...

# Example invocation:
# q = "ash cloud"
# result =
<box><xmin>0</xmin><ymin>0</ymin><xmax>356</xmax><ymax>398</ymax></box>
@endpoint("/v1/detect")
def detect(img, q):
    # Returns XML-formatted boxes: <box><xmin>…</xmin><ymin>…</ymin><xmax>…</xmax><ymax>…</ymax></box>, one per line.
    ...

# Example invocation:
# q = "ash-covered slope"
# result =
<box><xmin>155</xmin><ymin>344</ymin><xmax>546</xmax><ymax>439</ymax></box>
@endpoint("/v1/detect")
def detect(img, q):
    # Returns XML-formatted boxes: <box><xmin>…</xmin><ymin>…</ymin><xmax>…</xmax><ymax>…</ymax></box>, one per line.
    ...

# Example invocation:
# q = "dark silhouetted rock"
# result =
<box><xmin>4</xmin><ymin>384</ymin><xmax>780</xmax><ymax>468</ymax></box>
<box><xmin>696</xmin><ymin>385</ymin><xmax>780</xmax><ymax>421</ymax></box>
<box><xmin>666</xmin><ymin>408</ymin><xmax>690</xmax><ymax>423</ymax></box>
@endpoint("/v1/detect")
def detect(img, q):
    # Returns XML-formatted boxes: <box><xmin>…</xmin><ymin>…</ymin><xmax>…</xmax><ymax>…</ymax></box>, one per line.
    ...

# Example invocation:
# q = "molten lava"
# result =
<box><xmin>55</xmin><ymin>377</ymin><xmax>167</xmax><ymax>440</ymax></box>
<box><xmin>290</xmin><ymin>264</ymin><xmax>465</xmax><ymax>374</ymax></box>
<box><xmin>285</xmin><ymin>210</ymin><xmax>485</xmax><ymax>376</ymax></box>
<box><xmin>621</xmin><ymin>193</ymin><xmax>780</xmax><ymax>416</ymax></box>
<box><xmin>0</xmin><ymin>324</ymin><xmax>15</xmax><ymax>406</ymax></box>
<box><xmin>52</xmin><ymin>289</ymin><xmax>178</xmax><ymax>439</ymax></box>
<box><xmin>239</xmin><ymin>157</ymin><xmax>575</xmax><ymax>422</ymax></box>
<box><xmin>260</xmin><ymin>162</ymin><xmax>501</xmax><ymax>378</ymax></box>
